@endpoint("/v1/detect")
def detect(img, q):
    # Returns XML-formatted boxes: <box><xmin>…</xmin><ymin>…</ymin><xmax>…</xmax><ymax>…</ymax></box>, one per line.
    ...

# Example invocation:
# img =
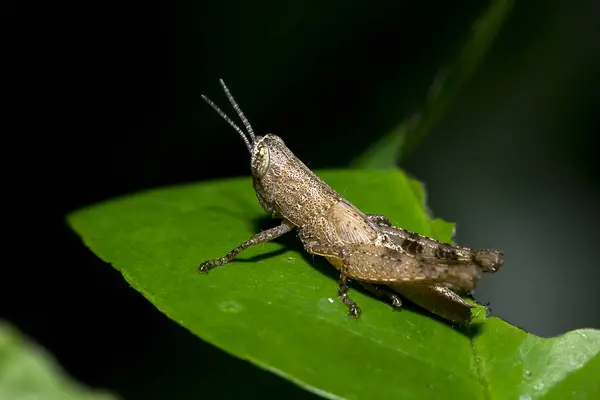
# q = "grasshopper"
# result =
<box><xmin>199</xmin><ymin>79</ymin><xmax>504</xmax><ymax>324</ymax></box>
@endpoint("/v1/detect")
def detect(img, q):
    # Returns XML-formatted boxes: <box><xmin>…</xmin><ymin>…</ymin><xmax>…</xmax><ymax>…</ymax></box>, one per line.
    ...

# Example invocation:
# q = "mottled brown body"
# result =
<box><xmin>198</xmin><ymin>80</ymin><xmax>504</xmax><ymax>324</ymax></box>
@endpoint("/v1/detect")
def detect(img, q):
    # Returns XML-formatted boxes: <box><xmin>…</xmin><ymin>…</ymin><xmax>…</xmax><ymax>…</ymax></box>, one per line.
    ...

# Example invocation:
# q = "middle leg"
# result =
<box><xmin>339</xmin><ymin>271</ymin><xmax>361</xmax><ymax>317</ymax></box>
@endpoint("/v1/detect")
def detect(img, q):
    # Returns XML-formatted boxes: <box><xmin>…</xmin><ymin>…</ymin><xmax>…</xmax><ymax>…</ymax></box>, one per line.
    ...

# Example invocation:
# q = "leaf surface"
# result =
<box><xmin>67</xmin><ymin>169</ymin><xmax>599</xmax><ymax>399</ymax></box>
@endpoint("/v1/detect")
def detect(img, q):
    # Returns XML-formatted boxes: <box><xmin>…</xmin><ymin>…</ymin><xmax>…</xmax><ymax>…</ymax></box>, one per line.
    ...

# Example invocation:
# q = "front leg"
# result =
<box><xmin>199</xmin><ymin>220</ymin><xmax>294</xmax><ymax>273</ymax></box>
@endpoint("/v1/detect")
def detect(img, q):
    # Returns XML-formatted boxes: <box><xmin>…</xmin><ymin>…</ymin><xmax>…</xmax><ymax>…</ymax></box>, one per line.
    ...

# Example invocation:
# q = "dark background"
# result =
<box><xmin>7</xmin><ymin>0</ymin><xmax>599</xmax><ymax>399</ymax></box>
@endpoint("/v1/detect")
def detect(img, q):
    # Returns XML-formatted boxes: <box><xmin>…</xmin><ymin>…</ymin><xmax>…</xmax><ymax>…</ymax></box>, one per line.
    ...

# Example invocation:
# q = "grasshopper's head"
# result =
<box><xmin>201</xmin><ymin>79</ymin><xmax>290</xmax><ymax>179</ymax></box>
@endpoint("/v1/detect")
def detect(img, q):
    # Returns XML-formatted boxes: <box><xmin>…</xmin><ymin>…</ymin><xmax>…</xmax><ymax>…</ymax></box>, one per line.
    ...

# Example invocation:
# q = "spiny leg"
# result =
<box><xmin>389</xmin><ymin>283</ymin><xmax>474</xmax><ymax>324</ymax></box>
<box><xmin>338</xmin><ymin>271</ymin><xmax>361</xmax><ymax>317</ymax></box>
<box><xmin>369</xmin><ymin>215</ymin><xmax>504</xmax><ymax>273</ymax></box>
<box><xmin>305</xmin><ymin>241</ymin><xmax>483</xmax><ymax>294</ymax></box>
<box><xmin>360</xmin><ymin>283</ymin><xmax>402</xmax><ymax>308</ymax></box>
<box><xmin>199</xmin><ymin>220</ymin><xmax>294</xmax><ymax>273</ymax></box>
<box><xmin>366</xmin><ymin>214</ymin><xmax>392</xmax><ymax>227</ymax></box>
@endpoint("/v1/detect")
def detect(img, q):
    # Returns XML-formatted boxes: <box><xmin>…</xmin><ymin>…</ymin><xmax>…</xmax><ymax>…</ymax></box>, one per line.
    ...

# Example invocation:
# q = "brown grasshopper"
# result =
<box><xmin>198</xmin><ymin>79</ymin><xmax>504</xmax><ymax>324</ymax></box>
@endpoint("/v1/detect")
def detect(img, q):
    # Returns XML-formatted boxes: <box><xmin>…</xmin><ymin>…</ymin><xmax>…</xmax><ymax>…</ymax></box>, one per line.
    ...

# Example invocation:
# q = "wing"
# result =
<box><xmin>379</xmin><ymin>225</ymin><xmax>503</xmax><ymax>273</ymax></box>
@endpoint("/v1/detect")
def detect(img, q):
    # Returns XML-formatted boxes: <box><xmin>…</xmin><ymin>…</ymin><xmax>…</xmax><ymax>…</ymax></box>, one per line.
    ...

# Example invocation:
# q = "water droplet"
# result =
<box><xmin>317</xmin><ymin>297</ymin><xmax>337</xmax><ymax>313</ymax></box>
<box><xmin>524</xmin><ymin>370</ymin><xmax>532</xmax><ymax>378</ymax></box>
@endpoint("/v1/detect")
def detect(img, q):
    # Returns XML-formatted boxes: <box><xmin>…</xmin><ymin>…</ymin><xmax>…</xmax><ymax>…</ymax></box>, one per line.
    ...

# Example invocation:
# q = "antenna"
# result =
<box><xmin>218</xmin><ymin>79</ymin><xmax>256</xmax><ymax>142</ymax></box>
<box><xmin>201</xmin><ymin>94</ymin><xmax>252</xmax><ymax>152</ymax></box>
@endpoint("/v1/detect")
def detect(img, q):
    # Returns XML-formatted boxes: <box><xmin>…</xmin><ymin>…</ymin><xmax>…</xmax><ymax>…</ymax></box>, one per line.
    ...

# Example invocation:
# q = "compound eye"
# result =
<box><xmin>251</xmin><ymin>141</ymin><xmax>270</xmax><ymax>177</ymax></box>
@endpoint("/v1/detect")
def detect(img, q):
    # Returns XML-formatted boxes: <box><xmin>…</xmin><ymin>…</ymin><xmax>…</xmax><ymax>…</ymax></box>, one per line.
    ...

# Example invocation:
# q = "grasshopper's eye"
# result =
<box><xmin>251</xmin><ymin>139</ymin><xmax>270</xmax><ymax>177</ymax></box>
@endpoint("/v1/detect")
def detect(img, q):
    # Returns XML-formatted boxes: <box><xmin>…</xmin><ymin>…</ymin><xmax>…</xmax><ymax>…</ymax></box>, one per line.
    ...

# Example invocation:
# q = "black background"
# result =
<box><xmin>6</xmin><ymin>0</ymin><xmax>599</xmax><ymax>398</ymax></box>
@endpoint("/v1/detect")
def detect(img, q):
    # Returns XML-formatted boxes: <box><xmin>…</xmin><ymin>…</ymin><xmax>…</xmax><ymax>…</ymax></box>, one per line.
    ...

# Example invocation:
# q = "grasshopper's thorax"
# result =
<box><xmin>200</xmin><ymin>81</ymin><xmax>366</xmax><ymax>235</ymax></box>
<box><xmin>251</xmin><ymin>134</ymin><xmax>342</xmax><ymax>226</ymax></box>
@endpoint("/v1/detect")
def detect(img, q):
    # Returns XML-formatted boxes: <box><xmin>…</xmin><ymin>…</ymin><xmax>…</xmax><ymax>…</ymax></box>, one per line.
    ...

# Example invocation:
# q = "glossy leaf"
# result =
<box><xmin>67</xmin><ymin>169</ymin><xmax>599</xmax><ymax>399</ymax></box>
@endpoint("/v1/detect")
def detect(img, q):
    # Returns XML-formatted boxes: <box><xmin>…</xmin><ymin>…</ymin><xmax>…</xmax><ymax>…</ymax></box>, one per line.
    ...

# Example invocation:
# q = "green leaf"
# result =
<box><xmin>0</xmin><ymin>320</ymin><xmax>118</xmax><ymax>400</ymax></box>
<box><xmin>353</xmin><ymin>0</ymin><xmax>514</xmax><ymax>168</ymax></box>
<box><xmin>67</xmin><ymin>169</ymin><xmax>599</xmax><ymax>399</ymax></box>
